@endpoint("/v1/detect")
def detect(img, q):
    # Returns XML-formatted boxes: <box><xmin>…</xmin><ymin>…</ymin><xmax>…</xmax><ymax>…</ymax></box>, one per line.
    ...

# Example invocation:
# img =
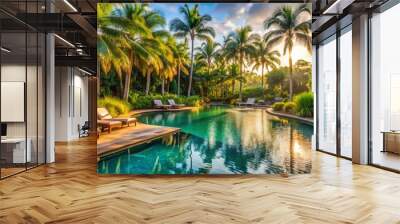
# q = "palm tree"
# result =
<box><xmin>226</xmin><ymin>26</ymin><xmax>257</xmax><ymax>100</ymax></box>
<box><xmin>222</xmin><ymin>35</ymin><xmax>239</xmax><ymax>94</ymax></box>
<box><xmin>138</xmin><ymin>6</ymin><xmax>169</xmax><ymax>95</ymax></box>
<box><xmin>97</xmin><ymin>4</ymin><xmax>132</xmax><ymax>97</ymax></box>
<box><xmin>106</xmin><ymin>4</ymin><xmax>155</xmax><ymax>100</ymax></box>
<box><xmin>252</xmin><ymin>33</ymin><xmax>281</xmax><ymax>90</ymax></box>
<box><xmin>196</xmin><ymin>39</ymin><xmax>220</xmax><ymax>77</ymax></box>
<box><xmin>159</xmin><ymin>36</ymin><xmax>177</xmax><ymax>95</ymax></box>
<box><xmin>264</xmin><ymin>4</ymin><xmax>311</xmax><ymax>100</ymax></box>
<box><xmin>173</xmin><ymin>43</ymin><xmax>189</xmax><ymax>96</ymax></box>
<box><xmin>170</xmin><ymin>4</ymin><xmax>215</xmax><ymax>97</ymax></box>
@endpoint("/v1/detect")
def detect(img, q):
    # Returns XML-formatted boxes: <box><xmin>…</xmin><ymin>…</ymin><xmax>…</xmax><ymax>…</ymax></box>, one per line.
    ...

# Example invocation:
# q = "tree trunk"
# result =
<box><xmin>161</xmin><ymin>78</ymin><xmax>165</xmax><ymax>95</ymax></box>
<box><xmin>166</xmin><ymin>81</ymin><xmax>170</xmax><ymax>93</ymax></box>
<box><xmin>97</xmin><ymin>61</ymin><xmax>101</xmax><ymax>96</ymax></box>
<box><xmin>288</xmin><ymin>47</ymin><xmax>293</xmax><ymax>101</ymax></box>
<box><xmin>188</xmin><ymin>36</ymin><xmax>195</xmax><ymax>97</ymax></box>
<box><xmin>261</xmin><ymin>63</ymin><xmax>264</xmax><ymax>89</ymax></box>
<box><xmin>145</xmin><ymin>70</ymin><xmax>151</xmax><ymax>95</ymax></box>
<box><xmin>119</xmin><ymin>76</ymin><xmax>124</xmax><ymax>99</ymax></box>
<box><xmin>177</xmin><ymin>65</ymin><xmax>181</xmax><ymax>96</ymax></box>
<box><xmin>123</xmin><ymin>72</ymin><xmax>131</xmax><ymax>100</ymax></box>
<box><xmin>199</xmin><ymin>83</ymin><xmax>204</xmax><ymax>97</ymax></box>
<box><xmin>265</xmin><ymin>67</ymin><xmax>270</xmax><ymax>90</ymax></box>
<box><xmin>239</xmin><ymin>53</ymin><xmax>243</xmax><ymax>100</ymax></box>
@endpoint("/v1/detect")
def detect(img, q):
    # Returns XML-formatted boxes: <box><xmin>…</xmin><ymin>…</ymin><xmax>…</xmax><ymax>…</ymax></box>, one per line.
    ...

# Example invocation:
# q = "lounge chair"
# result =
<box><xmin>168</xmin><ymin>99</ymin><xmax>185</xmax><ymax>108</ymax></box>
<box><xmin>237</xmin><ymin>98</ymin><xmax>256</xmax><ymax>107</ymax></box>
<box><xmin>97</xmin><ymin>120</ymin><xmax>122</xmax><ymax>133</ymax></box>
<box><xmin>97</xmin><ymin>107</ymin><xmax>137</xmax><ymax>127</ymax></box>
<box><xmin>153</xmin><ymin>100</ymin><xmax>171</xmax><ymax>110</ymax></box>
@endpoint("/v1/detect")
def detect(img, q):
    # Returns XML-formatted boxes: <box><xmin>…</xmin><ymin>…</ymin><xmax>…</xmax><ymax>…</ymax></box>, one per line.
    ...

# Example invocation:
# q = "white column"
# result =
<box><xmin>352</xmin><ymin>14</ymin><xmax>369</xmax><ymax>164</ymax></box>
<box><xmin>46</xmin><ymin>32</ymin><xmax>55</xmax><ymax>163</ymax></box>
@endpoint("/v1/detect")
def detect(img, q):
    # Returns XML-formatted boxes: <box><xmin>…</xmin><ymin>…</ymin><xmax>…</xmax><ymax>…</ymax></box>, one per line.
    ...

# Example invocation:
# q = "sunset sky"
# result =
<box><xmin>150</xmin><ymin>3</ymin><xmax>312</xmax><ymax>68</ymax></box>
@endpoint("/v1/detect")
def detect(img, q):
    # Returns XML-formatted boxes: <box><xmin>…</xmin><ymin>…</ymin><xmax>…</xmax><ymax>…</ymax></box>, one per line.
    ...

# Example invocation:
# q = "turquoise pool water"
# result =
<box><xmin>97</xmin><ymin>106</ymin><xmax>313</xmax><ymax>175</ymax></box>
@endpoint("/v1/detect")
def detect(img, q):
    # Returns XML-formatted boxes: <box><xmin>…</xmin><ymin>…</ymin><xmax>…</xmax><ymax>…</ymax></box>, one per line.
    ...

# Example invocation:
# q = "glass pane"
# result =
<box><xmin>1</xmin><ymin>30</ymin><xmax>27</xmax><ymax>177</ymax></box>
<box><xmin>317</xmin><ymin>36</ymin><xmax>337</xmax><ymax>154</ymax></box>
<box><xmin>340</xmin><ymin>28</ymin><xmax>352</xmax><ymax>158</ymax></box>
<box><xmin>371</xmin><ymin>4</ymin><xmax>400</xmax><ymax>171</ymax></box>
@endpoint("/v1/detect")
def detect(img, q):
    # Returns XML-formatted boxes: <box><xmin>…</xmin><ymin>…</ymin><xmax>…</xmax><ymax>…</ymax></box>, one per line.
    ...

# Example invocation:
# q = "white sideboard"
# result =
<box><xmin>1</xmin><ymin>138</ymin><xmax>32</xmax><ymax>163</ymax></box>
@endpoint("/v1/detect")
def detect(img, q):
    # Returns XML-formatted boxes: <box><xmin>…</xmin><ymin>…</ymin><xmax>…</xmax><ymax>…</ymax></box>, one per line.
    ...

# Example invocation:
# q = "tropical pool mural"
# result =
<box><xmin>97</xmin><ymin>2</ymin><xmax>313</xmax><ymax>175</ymax></box>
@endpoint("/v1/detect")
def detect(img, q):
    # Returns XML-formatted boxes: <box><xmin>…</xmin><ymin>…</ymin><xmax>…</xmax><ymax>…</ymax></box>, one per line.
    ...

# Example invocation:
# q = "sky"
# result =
<box><xmin>148</xmin><ymin>3</ymin><xmax>311</xmax><ymax>68</ymax></box>
<box><xmin>107</xmin><ymin>3</ymin><xmax>311</xmax><ymax>70</ymax></box>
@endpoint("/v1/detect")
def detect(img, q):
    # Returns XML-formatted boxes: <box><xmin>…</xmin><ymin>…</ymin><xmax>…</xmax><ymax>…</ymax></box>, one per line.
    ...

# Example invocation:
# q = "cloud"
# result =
<box><xmin>247</xmin><ymin>3</ymin><xmax>311</xmax><ymax>32</ymax></box>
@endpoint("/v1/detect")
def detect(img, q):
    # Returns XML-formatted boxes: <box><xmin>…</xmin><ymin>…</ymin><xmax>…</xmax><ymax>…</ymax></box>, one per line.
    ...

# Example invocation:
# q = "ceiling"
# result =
<box><xmin>0</xmin><ymin>0</ymin><xmax>97</xmax><ymax>74</ymax></box>
<box><xmin>312</xmin><ymin>0</ymin><xmax>390</xmax><ymax>43</ymax></box>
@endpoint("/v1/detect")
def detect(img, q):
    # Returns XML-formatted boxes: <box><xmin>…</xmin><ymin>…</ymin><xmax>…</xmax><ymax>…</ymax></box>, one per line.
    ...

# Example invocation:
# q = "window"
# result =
<box><xmin>340</xmin><ymin>27</ymin><xmax>352</xmax><ymax>158</ymax></box>
<box><xmin>370</xmin><ymin>3</ymin><xmax>400</xmax><ymax>171</ymax></box>
<box><xmin>317</xmin><ymin>35</ymin><xmax>337</xmax><ymax>154</ymax></box>
<box><xmin>0</xmin><ymin>1</ymin><xmax>46</xmax><ymax>179</ymax></box>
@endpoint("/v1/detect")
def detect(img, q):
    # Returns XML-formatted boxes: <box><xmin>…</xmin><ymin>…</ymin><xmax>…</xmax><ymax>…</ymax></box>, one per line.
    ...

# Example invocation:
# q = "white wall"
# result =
<box><xmin>54</xmin><ymin>67</ymin><xmax>89</xmax><ymax>141</ymax></box>
<box><xmin>1</xmin><ymin>63</ymin><xmax>46</xmax><ymax>164</ymax></box>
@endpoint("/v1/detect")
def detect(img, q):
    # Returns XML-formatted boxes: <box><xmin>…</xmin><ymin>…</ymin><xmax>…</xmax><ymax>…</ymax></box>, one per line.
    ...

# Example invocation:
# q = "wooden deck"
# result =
<box><xmin>266</xmin><ymin>108</ymin><xmax>314</xmax><ymax>125</ymax></box>
<box><xmin>97</xmin><ymin>123</ymin><xmax>180</xmax><ymax>157</ymax></box>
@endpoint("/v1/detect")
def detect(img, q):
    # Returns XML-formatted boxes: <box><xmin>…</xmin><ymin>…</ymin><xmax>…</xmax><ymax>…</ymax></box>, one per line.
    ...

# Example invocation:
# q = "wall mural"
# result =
<box><xmin>97</xmin><ymin>2</ymin><xmax>313</xmax><ymax>175</ymax></box>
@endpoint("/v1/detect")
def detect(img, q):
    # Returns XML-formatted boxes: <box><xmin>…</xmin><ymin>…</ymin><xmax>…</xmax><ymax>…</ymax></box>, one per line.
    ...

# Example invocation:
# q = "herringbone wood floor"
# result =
<box><xmin>1</xmin><ymin>137</ymin><xmax>400</xmax><ymax>224</ymax></box>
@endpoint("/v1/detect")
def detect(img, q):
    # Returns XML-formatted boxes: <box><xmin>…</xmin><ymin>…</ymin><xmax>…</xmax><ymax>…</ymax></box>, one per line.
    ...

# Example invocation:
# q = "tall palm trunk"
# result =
<box><xmin>97</xmin><ymin>61</ymin><xmax>101</xmax><ymax>96</ymax></box>
<box><xmin>117</xmin><ymin>76</ymin><xmax>124</xmax><ymax>98</ymax></box>
<box><xmin>288</xmin><ymin>47</ymin><xmax>293</xmax><ymax>101</ymax></box>
<box><xmin>261</xmin><ymin>62</ymin><xmax>264</xmax><ymax>89</ymax></box>
<box><xmin>239</xmin><ymin>53</ymin><xmax>243</xmax><ymax>100</ymax></box>
<box><xmin>188</xmin><ymin>36</ymin><xmax>195</xmax><ymax>97</ymax></box>
<box><xmin>161</xmin><ymin>78</ymin><xmax>165</xmax><ymax>95</ymax></box>
<box><xmin>266</xmin><ymin>67</ymin><xmax>270</xmax><ymax>90</ymax></box>
<box><xmin>123</xmin><ymin>73</ymin><xmax>131</xmax><ymax>100</ymax></box>
<box><xmin>206</xmin><ymin>62</ymin><xmax>211</xmax><ymax>97</ymax></box>
<box><xmin>119</xmin><ymin>77</ymin><xmax>124</xmax><ymax>98</ymax></box>
<box><xmin>166</xmin><ymin>81</ymin><xmax>170</xmax><ymax>93</ymax></box>
<box><xmin>123</xmin><ymin>52</ymin><xmax>133</xmax><ymax>101</ymax></box>
<box><xmin>177</xmin><ymin>65</ymin><xmax>181</xmax><ymax>96</ymax></box>
<box><xmin>145</xmin><ymin>70</ymin><xmax>151</xmax><ymax>95</ymax></box>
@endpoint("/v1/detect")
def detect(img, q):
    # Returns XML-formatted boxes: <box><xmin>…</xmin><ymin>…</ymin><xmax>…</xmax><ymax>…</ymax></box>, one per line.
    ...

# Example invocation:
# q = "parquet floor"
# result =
<box><xmin>1</xmin><ymin>137</ymin><xmax>400</xmax><ymax>224</ymax></box>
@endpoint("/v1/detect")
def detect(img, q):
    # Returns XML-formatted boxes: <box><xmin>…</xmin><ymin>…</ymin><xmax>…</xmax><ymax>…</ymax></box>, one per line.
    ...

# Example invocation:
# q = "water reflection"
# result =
<box><xmin>98</xmin><ymin>107</ymin><xmax>313</xmax><ymax>175</ymax></box>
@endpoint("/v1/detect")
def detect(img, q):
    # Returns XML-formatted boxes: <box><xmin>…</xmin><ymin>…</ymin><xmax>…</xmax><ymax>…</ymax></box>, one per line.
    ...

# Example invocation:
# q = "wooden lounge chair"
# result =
<box><xmin>97</xmin><ymin>120</ymin><xmax>122</xmax><ymax>133</ymax></box>
<box><xmin>97</xmin><ymin>108</ymin><xmax>137</xmax><ymax>127</ymax></box>
<box><xmin>168</xmin><ymin>99</ymin><xmax>185</xmax><ymax>108</ymax></box>
<box><xmin>237</xmin><ymin>98</ymin><xmax>256</xmax><ymax>107</ymax></box>
<box><xmin>153</xmin><ymin>100</ymin><xmax>172</xmax><ymax>110</ymax></box>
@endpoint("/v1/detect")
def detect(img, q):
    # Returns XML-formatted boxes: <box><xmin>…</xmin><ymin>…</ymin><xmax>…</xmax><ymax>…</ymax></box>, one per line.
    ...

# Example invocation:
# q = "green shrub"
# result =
<box><xmin>98</xmin><ymin>96</ymin><xmax>130</xmax><ymax>117</ymax></box>
<box><xmin>182</xmin><ymin>96</ymin><xmax>202</xmax><ymax>106</ymax></box>
<box><xmin>242</xmin><ymin>87</ymin><xmax>265</xmax><ymax>99</ymax></box>
<box><xmin>294</xmin><ymin>92</ymin><xmax>314</xmax><ymax>117</ymax></box>
<box><xmin>283</xmin><ymin>102</ymin><xmax>296</xmax><ymax>114</ymax></box>
<box><xmin>272</xmin><ymin>102</ymin><xmax>284</xmax><ymax>111</ymax></box>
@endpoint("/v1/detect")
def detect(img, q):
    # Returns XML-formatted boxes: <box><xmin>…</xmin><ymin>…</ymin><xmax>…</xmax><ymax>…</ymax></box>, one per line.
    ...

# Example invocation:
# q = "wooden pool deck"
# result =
<box><xmin>97</xmin><ymin>107</ymin><xmax>196</xmax><ymax>158</ymax></box>
<box><xmin>97</xmin><ymin>123</ymin><xmax>180</xmax><ymax>158</ymax></box>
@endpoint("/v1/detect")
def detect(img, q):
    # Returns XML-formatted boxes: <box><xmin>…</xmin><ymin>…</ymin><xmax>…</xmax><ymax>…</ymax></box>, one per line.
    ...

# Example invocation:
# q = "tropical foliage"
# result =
<box><xmin>98</xmin><ymin>3</ymin><xmax>312</xmax><ymax>115</ymax></box>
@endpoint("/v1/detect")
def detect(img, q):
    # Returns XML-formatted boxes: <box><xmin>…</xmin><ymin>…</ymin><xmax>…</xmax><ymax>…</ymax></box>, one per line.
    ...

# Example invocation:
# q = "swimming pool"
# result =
<box><xmin>97</xmin><ymin>106</ymin><xmax>313</xmax><ymax>175</ymax></box>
